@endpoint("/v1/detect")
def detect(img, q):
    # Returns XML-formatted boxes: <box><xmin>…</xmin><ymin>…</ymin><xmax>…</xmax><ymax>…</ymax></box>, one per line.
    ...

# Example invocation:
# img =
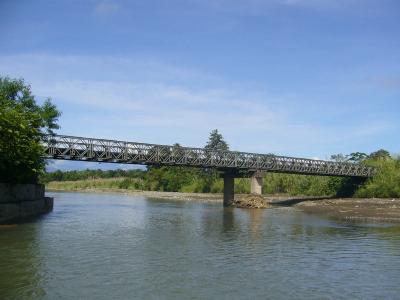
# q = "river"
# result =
<box><xmin>1</xmin><ymin>192</ymin><xmax>400</xmax><ymax>299</ymax></box>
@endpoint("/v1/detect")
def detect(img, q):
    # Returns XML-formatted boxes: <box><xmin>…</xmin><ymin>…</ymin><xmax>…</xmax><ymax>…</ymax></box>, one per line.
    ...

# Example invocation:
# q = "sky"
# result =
<box><xmin>0</xmin><ymin>0</ymin><xmax>399</xmax><ymax>171</ymax></box>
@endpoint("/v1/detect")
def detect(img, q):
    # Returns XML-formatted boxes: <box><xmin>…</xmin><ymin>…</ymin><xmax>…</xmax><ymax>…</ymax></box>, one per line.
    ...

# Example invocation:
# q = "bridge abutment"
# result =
<box><xmin>0</xmin><ymin>183</ymin><xmax>53</xmax><ymax>224</ymax></box>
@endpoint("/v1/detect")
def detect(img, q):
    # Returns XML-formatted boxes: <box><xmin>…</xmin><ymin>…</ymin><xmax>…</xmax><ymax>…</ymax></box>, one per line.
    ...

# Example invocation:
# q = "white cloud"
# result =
<box><xmin>369</xmin><ymin>76</ymin><xmax>400</xmax><ymax>89</ymax></box>
<box><xmin>0</xmin><ymin>53</ymin><xmax>390</xmax><ymax>157</ymax></box>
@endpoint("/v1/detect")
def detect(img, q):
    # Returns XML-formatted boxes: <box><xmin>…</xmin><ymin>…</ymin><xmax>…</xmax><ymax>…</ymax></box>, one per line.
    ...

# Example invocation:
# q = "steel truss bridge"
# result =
<box><xmin>42</xmin><ymin>135</ymin><xmax>375</xmax><ymax>178</ymax></box>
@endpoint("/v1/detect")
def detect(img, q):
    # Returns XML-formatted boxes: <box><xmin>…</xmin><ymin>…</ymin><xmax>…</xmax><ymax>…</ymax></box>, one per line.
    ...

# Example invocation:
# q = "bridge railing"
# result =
<box><xmin>42</xmin><ymin>134</ymin><xmax>376</xmax><ymax>178</ymax></box>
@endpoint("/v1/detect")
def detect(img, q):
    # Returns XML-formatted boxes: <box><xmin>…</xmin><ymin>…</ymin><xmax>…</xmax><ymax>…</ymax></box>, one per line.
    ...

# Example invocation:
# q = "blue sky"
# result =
<box><xmin>1</xmin><ymin>0</ymin><xmax>399</xmax><ymax>170</ymax></box>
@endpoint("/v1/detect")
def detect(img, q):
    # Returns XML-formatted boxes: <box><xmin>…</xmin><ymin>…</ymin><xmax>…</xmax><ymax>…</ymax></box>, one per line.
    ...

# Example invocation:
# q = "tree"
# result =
<box><xmin>201</xmin><ymin>129</ymin><xmax>229</xmax><ymax>192</ymax></box>
<box><xmin>369</xmin><ymin>149</ymin><xmax>391</xmax><ymax>161</ymax></box>
<box><xmin>0</xmin><ymin>77</ymin><xmax>61</xmax><ymax>183</ymax></box>
<box><xmin>205</xmin><ymin>129</ymin><xmax>229</xmax><ymax>151</ymax></box>
<box><xmin>347</xmin><ymin>152</ymin><xmax>368</xmax><ymax>163</ymax></box>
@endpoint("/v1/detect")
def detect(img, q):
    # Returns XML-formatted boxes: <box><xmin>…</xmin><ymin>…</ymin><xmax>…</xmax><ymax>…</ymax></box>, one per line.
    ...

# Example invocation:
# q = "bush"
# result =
<box><xmin>355</xmin><ymin>158</ymin><xmax>400</xmax><ymax>198</ymax></box>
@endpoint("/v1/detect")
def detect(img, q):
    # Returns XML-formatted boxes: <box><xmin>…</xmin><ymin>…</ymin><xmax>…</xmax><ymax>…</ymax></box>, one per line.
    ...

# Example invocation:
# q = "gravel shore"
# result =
<box><xmin>292</xmin><ymin>198</ymin><xmax>400</xmax><ymax>223</ymax></box>
<box><xmin>47</xmin><ymin>188</ymin><xmax>224</xmax><ymax>202</ymax></box>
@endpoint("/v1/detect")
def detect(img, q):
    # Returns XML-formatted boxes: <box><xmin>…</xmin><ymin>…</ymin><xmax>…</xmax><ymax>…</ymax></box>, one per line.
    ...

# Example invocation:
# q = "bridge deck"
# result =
<box><xmin>42</xmin><ymin>135</ymin><xmax>375</xmax><ymax>178</ymax></box>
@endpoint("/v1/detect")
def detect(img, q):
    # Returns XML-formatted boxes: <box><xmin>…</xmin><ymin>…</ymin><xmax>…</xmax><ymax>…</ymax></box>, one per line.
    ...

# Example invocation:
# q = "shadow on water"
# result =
<box><xmin>222</xmin><ymin>208</ymin><xmax>236</xmax><ymax>233</ymax></box>
<box><xmin>1</xmin><ymin>211</ymin><xmax>54</xmax><ymax>226</ymax></box>
<box><xmin>0</xmin><ymin>223</ymin><xmax>45</xmax><ymax>300</ymax></box>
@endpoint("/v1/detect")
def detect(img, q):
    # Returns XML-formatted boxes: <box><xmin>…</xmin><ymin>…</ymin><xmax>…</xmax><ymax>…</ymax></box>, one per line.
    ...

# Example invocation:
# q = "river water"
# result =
<box><xmin>1</xmin><ymin>192</ymin><xmax>400</xmax><ymax>300</ymax></box>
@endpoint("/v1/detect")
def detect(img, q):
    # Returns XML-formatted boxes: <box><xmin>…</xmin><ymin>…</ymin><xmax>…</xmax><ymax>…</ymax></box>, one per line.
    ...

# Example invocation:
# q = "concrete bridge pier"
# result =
<box><xmin>223</xmin><ymin>171</ymin><xmax>235</xmax><ymax>207</ymax></box>
<box><xmin>250</xmin><ymin>171</ymin><xmax>264</xmax><ymax>195</ymax></box>
<box><xmin>250</xmin><ymin>176</ymin><xmax>263</xmax><ymax>195</ymax></box>
<box><xmin>223</xmin><ymin>170</ymin><xmax>264</xmax><ymax>206</ymax></box>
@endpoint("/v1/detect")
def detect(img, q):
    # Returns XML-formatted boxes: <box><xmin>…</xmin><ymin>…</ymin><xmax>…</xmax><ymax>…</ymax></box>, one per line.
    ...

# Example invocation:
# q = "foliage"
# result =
<box><xmin>347</xmin><ymin>152</ymin><xmax>368</xmax><ymax>163</ymax></box>
<box><xmin>369</xmin><ymin>149</ymin><xmax>391</xmax><ymax>161</ymax></box>
<box><xmin>262</xmin><ymin>173</ymin><xmax>338</xmax><ymax>196</ymax></box>
<box><xmin>0</xmin><ymin>77</ymin><xmax>60</xmax><ymax>183</ymax></box>
<box><xmin>201</xmin><ymin>129</ymin><xmax>229</xmax><ymax>192</ymax></box>
<box><xmin>332</xmin><ymin>150</ymin><xmax>391</xmax><ymax>163</ymax></box>
<box><xmin>41</xmin><ymin>168</ymin><xmax>145</xmax><ymax>183</ymax></box>
<box><xmin>144</xmin><ymin>166</ymin><xmax>195</xmax><ymax>192</ymax></box>
<box><xmin>205</xmin><ymin>129</ymin><xmax>229</xmax><ymax>151</ymax></box>
<box><xmin>46</xmin><ymin>177</ymin><xmax>145</xmax><ymax>191</ymax></box>
<box><xmin>355</xmin><ymin>158</ymin><xmax>400</xmax><ymax>198</ymax></box>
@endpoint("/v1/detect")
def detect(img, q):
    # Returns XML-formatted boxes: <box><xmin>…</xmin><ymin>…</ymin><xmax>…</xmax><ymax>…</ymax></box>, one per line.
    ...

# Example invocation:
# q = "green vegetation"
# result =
<box><xmin>205</xmin><ymin>129</ymin><xmax>229</xmax><ymax>151</ymax></box>
<box><xmin>0</xmin><ymin>77</ymin><xmax>60</xmax><ymax>183</ymax></box>
<box><xmin>43</xmin><ymin>168</ymin><xmax>364</xmax><ymax>197</ymax></box>
<box><xmin>47</xmin><ymin>177</ymin><xmax>144</xmax><ymax>191</ymax></box>
<box><xmin>41</xmin><ymin>168</ymin><xmax>144</xmax><ymax>182</ymax></box>
<box><xmin>355</xmin><ymin>156</ymin><xmax>400</xmax><ymax>198</ymax></box>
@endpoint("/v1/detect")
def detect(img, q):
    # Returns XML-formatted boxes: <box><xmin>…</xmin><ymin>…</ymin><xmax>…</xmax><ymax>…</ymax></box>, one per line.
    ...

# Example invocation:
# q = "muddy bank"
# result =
<box><xmin>291</xmin><ymin>198</ymin><xmax>400</xmax><ymax>223</ymax></box>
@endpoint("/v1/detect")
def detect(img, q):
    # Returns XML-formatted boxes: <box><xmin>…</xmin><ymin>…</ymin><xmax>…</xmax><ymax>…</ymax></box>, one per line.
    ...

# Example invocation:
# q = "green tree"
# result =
<box><xmin>369</xmin><ymin>149</ymin><xmax>391</xmax><ymax>161</ymax></box>
<box><xmin>356</xmin><ymin>157</ymin><xmax>400</xmax><ymax>198</ymax></box>
<box><xmin>348</xmin><ymin>152</ymin><xmax>368</xmax><ymax>163</ymax></box>
<box><xmin>201</xmin><ymin>129</ymin><xmax>229</xmax><ymax>192</ymax></box>
<box><xmin>205</xmin><ymin>129</ymin><xmax>229</xmax><ymax>151</ymax></box>
<box><xmin>0</xmin><ymin>77</ymin><xmax>61</xmax><ymax>183</ymax></box>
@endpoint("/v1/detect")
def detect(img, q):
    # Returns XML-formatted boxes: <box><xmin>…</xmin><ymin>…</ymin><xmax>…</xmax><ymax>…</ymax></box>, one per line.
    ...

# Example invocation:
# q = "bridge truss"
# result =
<box><xmin>42</xmin><ymin>135</ymin><xmax>375</xmax><ymax>178</ymax></box>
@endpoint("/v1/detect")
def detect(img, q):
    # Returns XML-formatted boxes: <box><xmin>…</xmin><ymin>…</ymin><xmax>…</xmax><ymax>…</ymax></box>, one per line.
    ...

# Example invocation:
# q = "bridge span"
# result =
<box><xmin>42</xmin><ymin>134</ymin><xmax>375</xmax><ymax>206</ymax></box>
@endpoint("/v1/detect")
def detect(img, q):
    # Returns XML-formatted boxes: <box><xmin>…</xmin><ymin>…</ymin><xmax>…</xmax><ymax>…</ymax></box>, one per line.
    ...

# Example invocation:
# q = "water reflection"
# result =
<box><xmin>222</xmin><ymin>208</ymin><xmax>236</xmax><ymax>233</ymax></box>
<box><xmin>244</xmin><ymin>208</ymin><xmax>266</xmax><ymax>240</ymax></box>
<box><xmin>0</xmin><ymin>224</ymin><xmax>44</xmax><ymax>300</ymax></box>
<box><xmin>1</xmin><ymin>192</ymin><xmax>400</xmax><ymax>300</ymax></box>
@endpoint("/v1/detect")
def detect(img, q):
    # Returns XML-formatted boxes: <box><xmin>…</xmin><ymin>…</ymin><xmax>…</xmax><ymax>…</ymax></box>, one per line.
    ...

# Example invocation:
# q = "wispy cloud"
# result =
<box><xmin>94</xmin><ymin>0</ymin><xmax>120</xmax><ymax>16</ymax></box>
<box><xmin>190</xmin><ymin>0</ymin><xmax>373</xmax><ymax>13</ymax></box>
<box><xmin>275</xmin><ymin>0</ymin><xmax>367</xmax><ymax>8</ymax></box>
<box><xmin>0</xmin><ymin>53</ymin><xmax>391</xmax><ymax>157</ymax></box>
<box><xmin>369</xmin><ymin>76</ymin><xmax>400</xmax><ymax>89</ymax></box>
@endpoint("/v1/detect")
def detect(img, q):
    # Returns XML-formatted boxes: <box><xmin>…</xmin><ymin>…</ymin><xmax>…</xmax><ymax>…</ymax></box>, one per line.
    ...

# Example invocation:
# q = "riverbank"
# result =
<box><xmin>292</xmin><ymin>198</ymin><xmax>400</xmax><ymax>223</ymax></box>
<box><xmin>47</xmin><ymin>187</ymin><xmax>400</xmax><ymax>222</ymax></box>
<box><xmin>47</xmin><ymin>187</ymin><xmax>223</xmax><ymax>201</ymax></box>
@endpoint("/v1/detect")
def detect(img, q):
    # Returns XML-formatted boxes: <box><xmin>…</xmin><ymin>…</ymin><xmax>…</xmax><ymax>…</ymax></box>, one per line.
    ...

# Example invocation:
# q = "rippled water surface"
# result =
<box><xmin>1</xmin><ymin>192</ymin><xmax>400</xmax><ymax>299</ymax></box>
